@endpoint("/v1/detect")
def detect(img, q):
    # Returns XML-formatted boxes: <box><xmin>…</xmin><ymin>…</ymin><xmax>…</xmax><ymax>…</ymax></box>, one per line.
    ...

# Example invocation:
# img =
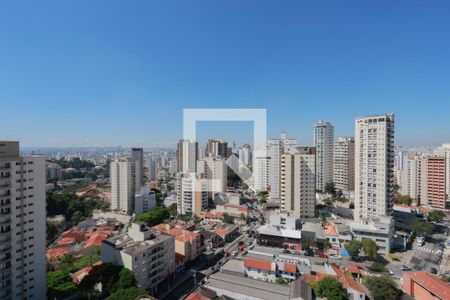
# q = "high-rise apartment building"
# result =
<box><xmin>146</xmin><ymin>154</ymin><xmax>159</xmax><ymax>182</ymax></box>
<box><xmin>110</xmin><ymin>157</ymin><xmax>136</xmax><ymax>213</ymax></box>
<box><xmin>424</xmin><ymin>155</ymin><xmax>446</xmax><ymax>209</ymax></box>
<box><xmin>206</xmin><ymin>139</ymin><xmax>230</xmax><ymax>159</ymax></box>
<box><xmin>238</xmin><ymin>144</ymin><xmax>252</xmax><ymax>166</ymax></box>
<box><xmin>134</xmin><ymin>187</ymin><xmax>156</xmax><ymax>215</ymax></box>
<box><xmin>0</xmin><ymin>141</ymin><xmax>46</xmax><ymax>300</ymax></box>
<box><xmin>197</xmin><ymin>156</ymin><xmax>227</xmax><ymax>198</ymax></box>
<box><xmin>280</xmin><ymin>147</ymin><xmax>316</xmax><ymax>218</ymax></box>
<box><xmin>314</xmin><ymin>121</ymin><xmax>334</xmax><ymax>192</ymax></box>
<box><xmin>435</xmin><ymin>143</ymin><xmax>450</xmax><ymax>199</ymax></box>
<box><xmin>355</xmin><ymin>114</ymin><xmax>395</xmax><ymax>220</ymax></box>
<box><xmin>253</xmin><ymin>146</ymin><xmax>270</xmax><ymax>193</ymax></box>
<box><xmin>177</xmin><ymin>176</ymin><xmax>208</xmax><ymax>216</ymax></box>
<box><xmin>333</xmin><ymin>137</ymin><xmax>355</xmax><ymax>192</ymax></box>
<box><xmin>267</xmin><ymin>132</ymin><xmax>297</xmax><ymax>200</ymax></box>
<box><xmin>131</xmin><ymin>148</ymin><xmax>144</xmax><ymax>191</ymax></box>
<box><xmin>177</xmin><ymin>140</ymin><xmax>198</xmax><ymax>173</ymax></box>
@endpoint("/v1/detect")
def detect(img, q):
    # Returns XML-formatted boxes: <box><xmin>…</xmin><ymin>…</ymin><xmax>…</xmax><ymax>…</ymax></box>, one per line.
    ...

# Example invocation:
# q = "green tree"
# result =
<box><xmin>313</xmin><ymin>277</ymin><xmax>346</xmax><ymax>300</ymax></box>
<box><xmin>47</xmin><ymin>221</ymin><xmax>59</xmax><ymax>244</ymax></box>
<box><xmin>428</xmin><ymin>210</ymin><xmax>445</xmax><ymax>222</ymax></box>
<box><xmin>369</xmin><ymin>262</ymin><xmax>387</xmax><ymax>273</ymax></box>
<box><xmin>325</xmin><ymin>182</ymin><xmax>336</xmax><ymax>196</ymax></box>
<box><xmin>106</xmin><ymin>287</ymin><xmax>148</xmax><ymax>300</ymax></box>
<box><xmin>47</xmin><ymin>270</ymin><xmax>77</xmax><ymax>299</ymax></box>
<box><xmin>411</xmin><ymin>220</ymin><xmax>434</xmax><ymax>236</ymax></box>
<box><xmin>275</xmin><ymin>277</ymin><xmax>288</xmax><ymax>285</ymax></box>
<box><xmin>135</xmin><ymin>207</ymin><xmax>170</xmax><ymax>226</ymax></box>
<box><xmin>222</xmin><ymin>213</ymin><xmax>234</xmax><ymax>224</ymax></box>
<box><xmin>364</xmin><ymin>275</ymin><xmax>402</xmax><ymax>300</ymax></box>
<box><xmin>361</xmin><ymin>238</ymin><xmax>378</xmax><ymax>260</ymax></box>
<box><xmin>345</xmin><ymin>240</ymin><xmax>362</xmax><ymax>259</ymax></box>
<box><xmin>393</xmin><ymin>195</ymin><xmax>412</xmax><ymax>205</ymax></box>
<box><xmin>393</xmin><ymin>183</ymin><xmax>400</xmax><ymax>194</ymax></box>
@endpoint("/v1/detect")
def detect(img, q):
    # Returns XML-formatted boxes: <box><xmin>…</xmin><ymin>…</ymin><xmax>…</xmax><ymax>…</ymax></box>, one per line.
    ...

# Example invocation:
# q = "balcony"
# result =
<box><xmin>0</xmin><ymin>163</ymin><xmax>11</xmax><ymax>171</ymax></box>
<box><xmin>0</xmin><ymin>241</ymin><xmax>11</xmax><ymax>252</ymax></box>
<box><xmin>0</xmin><ymin>200</ymin><xmax>10</xmax><ymax>208</ymax></box>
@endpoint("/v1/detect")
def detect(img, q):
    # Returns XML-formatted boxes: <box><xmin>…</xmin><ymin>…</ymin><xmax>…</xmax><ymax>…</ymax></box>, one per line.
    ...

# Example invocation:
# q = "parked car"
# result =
<box><xmin>232</xmin><ymin>251</ymin><xmax>238</xmax><ymax>256</ymax></box>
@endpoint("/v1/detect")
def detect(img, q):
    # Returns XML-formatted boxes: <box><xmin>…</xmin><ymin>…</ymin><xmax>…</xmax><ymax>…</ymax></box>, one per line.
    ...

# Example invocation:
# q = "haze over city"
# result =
<box><xmin>2</xmin><ymin>1</ymin><xmax>450</xmax><ymax>147</ymax></box>
<box><xmin>2</xmin><ymin>2</ymin><xmax>450</xmax><ymax>300</ymax></box>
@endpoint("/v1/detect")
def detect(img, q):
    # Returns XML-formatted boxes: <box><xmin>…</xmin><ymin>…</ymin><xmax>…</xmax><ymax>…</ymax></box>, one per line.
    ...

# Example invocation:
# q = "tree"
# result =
<box><xmin>47</xmin><ymin>270</ymin><xmax>77</xmax><ymax>299</ymax></box>
<box><xmin>361</xmin><ymin>238</ymin><xmax>378</xmax><ymax>260</ymax></box>
<box><xmin>106</xmin><ymin>287</ymin><xmax>148</xmax><ymax>300</ymax></box>
<box><xmin>345</xmin><ymin>240</ymin><xmax>362</xmax><ymax>259</ymax></box>
<box><xmin>313</xmin><ymin>277</ymin><xmax>346</xmax><ymax>300</ymax></box>
<box><xmin>369</xmin><ymin>262</ymin><xmax>387</xmax><ymax>273</ymax></box>
<box><xmin>393</xmin><ymin>184</ymin><xmax>400</xmax><ymax>194</ymax></box>
<box><xmin>428</xmin><ymin>210</ymin><xmax>445</xmax><ymax>223</ymax></box>
<box><xmin>275</xmin><ymin>277</ymin><xmax>288</xmax><ymax>285</ymax></box>
<box><xmin>364</xmin><ymin>275</ymin><xmax>402</xmax><ymax>300</ymax></box>
<box><xmin>325</xmin><ymin>182</ymin><xmax>336</xmax><ymax>196</ymax></box>
<box><xmin>47</xmin><ymin>221</ymin><xmax>59</xmax><ymax>244</ymax></box>
<box><xmin>222</xmin><ymin>213</ymin><xmax>234</xmax><ymax>224</ymax></box>
<box><xmin>393</xmin><ymin>195</ymin><xmax>412</xmax><ymax>205</ymax></box>
<box><xmin>135</xmin><ymin>207</ymin><xmax>170</xmax><ymax>226</ymax></box>
<box><xmin>411</xmin><ymin>220</ymin><xmax>434</xmax><ymax>236</ymax></box>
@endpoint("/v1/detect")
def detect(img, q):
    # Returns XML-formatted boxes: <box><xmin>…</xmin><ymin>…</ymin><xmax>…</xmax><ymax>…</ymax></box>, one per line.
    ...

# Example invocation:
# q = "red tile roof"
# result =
<box><xmin>46</xmin><ymin>247</ymin><xmax>71</xmax><ymax>260</ymax></box>
<box><xmin>346</xmin><ymin>264</ymin><xmax>365</xmax><ymax>274</ymax></box>
<box><xmin>404</xmin><ymin>271</ymin><xmax>450</xmax><ymax>300</ymax></box>
<box><xmin>284</xmin><ymin>263</ymin><xmax>297</xmax><ymax>273</ymax></box>
<box><xmin>57</xmin><ymin>237</ymin><xmax>76</xmax><ymax>246</ymax></box>
<box><xmin>176</xmin><ymin>231</ymin><xmax>199</xmax><ymax>242</ymax></box>
<box><xmin>331</xmin><ymin>266</ymin><xmax>366</xmax><ymax>294</ymax></box>
<box><xmin>83</xmin><ymin>233</ymin><xmax>108</xmax><ymax>249</ymax></box>
<box><xmin>244</xmin><ymin>258</ymin><xmax>275</xmax><ymax>272</ymax></box>
<box><xmin>185</xmin><ymin>291</ymin><xmax>211</xmax><ymax>300</ymax></box>
<box><xmin>324</xmin><ymin>225</ymin><xmax>338</xmax><ymax>236</ymax></box>
<box><xmin>70</xmin><ymin>262</ymin><xmax>102</xmax><ymax>284</ymax></box>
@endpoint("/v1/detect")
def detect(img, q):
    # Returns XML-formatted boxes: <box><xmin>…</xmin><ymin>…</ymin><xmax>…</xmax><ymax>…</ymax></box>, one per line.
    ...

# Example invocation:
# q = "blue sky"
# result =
<box><xmin>1</xmin><ymin>1</ymin><xmax>450</xmax><ymax>148</ymax></box>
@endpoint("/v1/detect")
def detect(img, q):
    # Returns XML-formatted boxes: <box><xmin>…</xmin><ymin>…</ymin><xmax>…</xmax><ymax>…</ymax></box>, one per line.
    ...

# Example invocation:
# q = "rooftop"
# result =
<box><xmin>244</xmin><ymin>258</ymin><xmax>275</xmax><ymax>272</ymax></box>
<box><xmin>205</xmin><ymin>272</ymin><xmax>292</xmax><ymax>300</ymax></box>
<box><xmin>404</xmin><ymin>271</ymin><xmax>450</xmax><ymax>300</ymax></box>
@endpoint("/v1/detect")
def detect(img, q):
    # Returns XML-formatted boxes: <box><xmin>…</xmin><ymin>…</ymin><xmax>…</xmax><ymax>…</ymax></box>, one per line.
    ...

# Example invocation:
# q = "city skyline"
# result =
<box><xmin>2</xmin><ymin>1</ymin><xmax>450</xmax><ymax>147</ymax></box>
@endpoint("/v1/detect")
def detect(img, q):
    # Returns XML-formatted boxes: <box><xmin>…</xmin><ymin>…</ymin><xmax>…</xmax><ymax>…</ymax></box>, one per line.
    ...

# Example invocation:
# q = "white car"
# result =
<box><xmin>232</xmin><ymin>251</ymin><xmax>238</xmax><ymax>256</ymax></box>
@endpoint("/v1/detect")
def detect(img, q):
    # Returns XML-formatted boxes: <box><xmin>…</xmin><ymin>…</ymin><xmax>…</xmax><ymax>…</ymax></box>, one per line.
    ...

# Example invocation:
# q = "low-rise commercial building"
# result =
<box><xmin>348</xmin><ymin>216</ymin><xmax>394</xmax><ymax>254</ymax></box>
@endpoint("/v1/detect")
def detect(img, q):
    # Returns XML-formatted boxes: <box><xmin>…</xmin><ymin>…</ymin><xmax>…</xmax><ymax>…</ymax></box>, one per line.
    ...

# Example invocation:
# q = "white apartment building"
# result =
<box><xmin>177</xmin><ymin>140</ymin><xmax>198</xmax><ymax>173</ymax></box>
<box><xmin>197</xmin><ymin>156</ymin><xmax>227</xmax><ymax>198</ymax></box>
<box><xmin>268</xmin><ymin>132</ymin><xmax>297</xmax><ymax>200</ymax></box>
<box><xmin>0</xmin><ymin>142</ymin><xmax>46</xmax><ymax>300</ymax></box>
<box><xmin>314</xmin><ymin>121</ymin><xmax>334</xmax><ymax>192</ymax></box>
<box><xmin>355</xmin><ymin>114</ymin><xmax>395</xmax><ymax>220</ymax></box>
<box><xmin>238</xmin><ymin>144</ymin><xmax>252</xmax><ymax>166</ymax></box>
<box><xmin>134</xmin><ymin>187</ymin><xmax>156</xmax><ymax>215</ymax></box>
<box><xmin>177</xmin><ymin>175</ymin><xmax>208</xmax><ymax>216</ymax></box>
<box><xmin>253</xmin><ymin>146</ymin><xmax>270</xmax><ymax>193</ymax></box>
<box><xmin>101</xmin><ymin>222</ymin><xmax>175</xmax><ymax>294</ymax></box>
<box><xmin>333</xmin><ymin>137</ymin><xmax>355</xmax><ymax>192</ymax></box>
<box><xmin>280</xmin><ymin>147</ymin><xmax>316</xmax><ymax>218</ymax></box>
<box><xmin>110</xmin><ymin>157</ymin><xmax>135</xmax><ymax>214</ymax></box>
<box><xmin>45</xmin><ymin>162</ymin><xmax>62</xmax><ymax>180</ymax></box>
<box><xmin>131</xmin><ymin>148</ymin><xmax>144</xmax><ymax>191</ymax></box>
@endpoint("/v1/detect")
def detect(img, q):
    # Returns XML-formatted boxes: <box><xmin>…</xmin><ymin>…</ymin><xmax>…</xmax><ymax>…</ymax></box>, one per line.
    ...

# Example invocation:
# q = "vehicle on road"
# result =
<box><xmin>232</xmin><ymin>251</ymin><xmax>238</xmax><ymax>256</ymax></box>
<box><xmin>399</xmin><ymin>265</ymin><xmax>412</xmax><ymax>271</ymax></box>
